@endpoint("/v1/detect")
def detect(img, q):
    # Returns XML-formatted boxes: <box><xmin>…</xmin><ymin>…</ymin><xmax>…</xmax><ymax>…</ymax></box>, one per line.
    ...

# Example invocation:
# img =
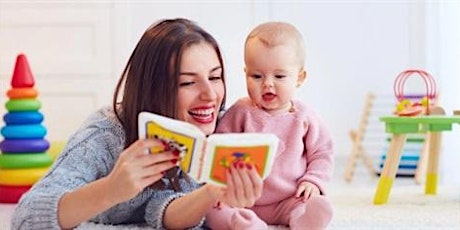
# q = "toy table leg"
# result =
<box><xmin>415</xmin><ymin>133</ymin><xmax>430</xmax><ymax>184</ymax></box>
<box><xmin>374</xmin><ymin>134</ymin><xmax>407</xmax><ymax>204</ymax></box>
<box><xmin>425</xmin><ymin>131</ymin><xmax>442</xmax><ymax>194</ymax></box>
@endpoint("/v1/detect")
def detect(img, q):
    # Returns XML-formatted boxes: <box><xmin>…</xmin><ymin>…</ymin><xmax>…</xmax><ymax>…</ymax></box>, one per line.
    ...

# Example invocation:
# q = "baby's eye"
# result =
<box><xmin>179</xmin><ymin>81</ymin><xmax>195</xmax><ymax>87</ymax></box>
<box><xmin>250</xmin><ymin>74</ymin><xmax>262</xmax><ymax>79</ymax></box>
<box><xmin>275</xmin><ymin>75</ymin><xmax>287</xmax><ymax>79</ymax></box>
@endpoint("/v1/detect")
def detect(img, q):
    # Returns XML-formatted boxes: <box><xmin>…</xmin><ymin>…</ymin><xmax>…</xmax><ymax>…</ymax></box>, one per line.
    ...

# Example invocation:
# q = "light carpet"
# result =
<box><xmin>74</xmin><ymin>184</ymin><xmax>460</xmax><ymax>230</ymax></box>
<box><xmin>2</xmin><ymin>183</ymin><xmax>458</xmax><ymax>229</ymax></box>
<box><xmin>2</xmin><ymin>154</ymin><xmax>460</xmax><ymax>229</ymax></box>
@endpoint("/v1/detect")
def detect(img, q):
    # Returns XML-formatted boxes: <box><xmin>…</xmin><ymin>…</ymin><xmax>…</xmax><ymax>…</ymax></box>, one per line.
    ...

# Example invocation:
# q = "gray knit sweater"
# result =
<box><xmin>11</xmin><ymin>107</ymin><xmax>204</xmax><ymax>229</ymax></box>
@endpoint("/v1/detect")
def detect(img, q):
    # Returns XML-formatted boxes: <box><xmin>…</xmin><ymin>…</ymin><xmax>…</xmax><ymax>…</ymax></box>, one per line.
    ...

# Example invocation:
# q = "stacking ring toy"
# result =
<box><xmin>4</xmin><ymin>111</ymin><xmax>44</xmax><ymax>124</ymax></box>
<box><xmin>1</xmin><ymin>124</ymin><xmax>47</xmax><ymax>139</ymax></box>
<box><xmin>0</xmin><ymin>167</ymin><xmax>49</xmax><ymax>185</ymax></box>
<box><xmin>0</xmin><ymin>139</ymin><xmax>49</xmax><ymax>153</ymax></box>
<box><xmin>5</xmin><ymin>99</ymin><xmax>41</xmax><ymax>111</ymax></box>
<box><xmin>0</xmin><ymin>153</ymin><xmax>53</xmax><ymax>169</ymax></box>
<box><xmin>0</xmin><ymin>185</ymin><xmax>32</xmax><ymax>203</ymax></box>
<box><xmin>7</xmin><ymin>88</ymin><xmax>38</xmax><ymax>99</ymax></box>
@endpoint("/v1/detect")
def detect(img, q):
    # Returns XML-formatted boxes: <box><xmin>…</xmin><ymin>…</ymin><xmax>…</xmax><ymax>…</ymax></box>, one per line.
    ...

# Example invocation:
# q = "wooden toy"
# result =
<box><xmin>344</xmin><ymin>92</ymin><xmax>376</xmax><ymax>182</ymax></box>
<box><xmin>393</xmin><ymin>69</ymin><xmax>437</xmax><ymax>116</ymax></box>
<box><xmin>374</xmin><ymin>69</ymin><xmax>460</xmax><ymax>204</ymax></box>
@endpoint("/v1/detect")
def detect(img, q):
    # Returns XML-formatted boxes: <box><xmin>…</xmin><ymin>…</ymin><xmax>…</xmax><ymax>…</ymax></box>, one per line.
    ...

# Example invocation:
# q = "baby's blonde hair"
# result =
<box><xmin>245</xmin><ymin>22</ymin><xmax>306</xmax><ymax>66</ymax></box>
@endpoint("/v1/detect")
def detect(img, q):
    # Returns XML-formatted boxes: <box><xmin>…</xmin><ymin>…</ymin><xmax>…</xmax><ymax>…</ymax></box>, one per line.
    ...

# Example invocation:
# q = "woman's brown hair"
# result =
<box><xmin>113</xmin><ymin>18</ymin><xmax>226</xmax><ymax>148</ymax></box>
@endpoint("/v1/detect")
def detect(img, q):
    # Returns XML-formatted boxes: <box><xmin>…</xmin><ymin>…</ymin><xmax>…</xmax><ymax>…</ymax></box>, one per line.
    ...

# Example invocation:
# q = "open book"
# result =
<box><xmin>138</xmin><ymin>112</ymin><xmax>279</xmax><ymax>186</ymax></box>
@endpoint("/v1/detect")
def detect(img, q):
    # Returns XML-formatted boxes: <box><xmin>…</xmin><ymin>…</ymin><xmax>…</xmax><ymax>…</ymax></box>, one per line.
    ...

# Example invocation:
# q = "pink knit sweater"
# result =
<box><xmin>216</xmin><ymin>97</ymin><xmax>334</xmax><ymax>205</ymax></box>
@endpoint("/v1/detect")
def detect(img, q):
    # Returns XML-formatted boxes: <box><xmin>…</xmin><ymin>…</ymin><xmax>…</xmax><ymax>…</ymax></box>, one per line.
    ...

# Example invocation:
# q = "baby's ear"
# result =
<box><xmin>297</xmin><ymin>69</ymin><xmax>307</xmax><ymax>87</ymax></box>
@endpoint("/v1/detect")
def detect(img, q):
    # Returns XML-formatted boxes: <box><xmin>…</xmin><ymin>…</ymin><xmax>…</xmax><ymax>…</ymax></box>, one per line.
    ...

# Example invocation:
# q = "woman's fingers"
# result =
<box><xmin>123</xmin><ymin>138</ymin><xmax>164</xmax><ymax>159</ymax></box>
<box><xmin>246</xmin><ymin>163</ymin><xmax>263</xmax><ymax>198</ymax></box>
<box><xmin>108</xmin><ymin>139</ymin><xmax>181</xmax><ymax>201</ymax></box>
<box><xmin>136</xmin><ymin>151</ymin><xmax>180</xmax><ymax>167</ymax></box>
<box><xmin>236</xmin><ymin>163</ymin><xmax>256</xmax><ymax>207</ymax></box>
<box><xmin>232</xmin><ymin>162</ymin><xmax>247</xmax><ymax>207</ymax></box>
<box><xmin>223</xmin><ymin>162</ymin><xmax>263</xmax><ymax>208</ymax></box>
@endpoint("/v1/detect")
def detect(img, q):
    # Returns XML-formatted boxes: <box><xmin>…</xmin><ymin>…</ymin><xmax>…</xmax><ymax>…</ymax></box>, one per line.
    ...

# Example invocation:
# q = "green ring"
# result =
<box><xmin>0</xmin><ymin>153</ymin><xmax>52</xmax><ymax>169</ymax></box>
<box><xmin>5</xmin><ymin>99</ymin><xmax>42</xmax><ymax>112</ymax></box>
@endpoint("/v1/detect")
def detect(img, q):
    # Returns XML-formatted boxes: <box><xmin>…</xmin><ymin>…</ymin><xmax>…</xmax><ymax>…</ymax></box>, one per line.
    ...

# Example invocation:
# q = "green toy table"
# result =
<box><xmin>374</xmin><ymin>116</ymin><xmax>460</xmax><ymax>204</ymax></box>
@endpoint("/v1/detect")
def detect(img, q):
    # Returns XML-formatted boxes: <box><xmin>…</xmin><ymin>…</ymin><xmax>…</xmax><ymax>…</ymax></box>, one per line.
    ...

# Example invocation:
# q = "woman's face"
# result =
<box><xmin>177</xmin><ymin>42</ymin><xmax>225</xmax><ymax>135</ymax></box>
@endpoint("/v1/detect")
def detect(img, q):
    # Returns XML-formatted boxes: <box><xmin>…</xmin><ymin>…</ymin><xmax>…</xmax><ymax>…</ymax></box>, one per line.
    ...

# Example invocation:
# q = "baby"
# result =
<box><xmin>206</xmin><ymin>21</ymin><xmax>334</xmax><ymax>230</ymax></box>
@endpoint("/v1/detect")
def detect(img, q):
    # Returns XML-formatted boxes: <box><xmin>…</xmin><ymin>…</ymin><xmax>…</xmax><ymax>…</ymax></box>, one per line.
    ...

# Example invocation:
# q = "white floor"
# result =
<box><xmin>1</xmin><ymin>155</ymin><xmax>459</xmax><ymax>229</ymax></box>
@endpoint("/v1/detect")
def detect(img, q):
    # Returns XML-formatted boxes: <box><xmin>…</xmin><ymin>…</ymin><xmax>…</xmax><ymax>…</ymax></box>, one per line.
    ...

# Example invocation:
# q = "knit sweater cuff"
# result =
<box><xmin>146</xmin><ymin>193</ymin><xmax>205</xmax><ymax>229</ymax></box>
<box><xmin>13</xmin><ymin>193</ymin><xmax>63</xmax><ymax>229</ymax></box>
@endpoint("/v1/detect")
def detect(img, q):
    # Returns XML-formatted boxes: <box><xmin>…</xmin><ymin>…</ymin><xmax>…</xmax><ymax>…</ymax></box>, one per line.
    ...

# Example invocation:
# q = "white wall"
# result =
<box><xmin>0</xmin><ymin>0</ymin><xmax>458</xmax><ymax>185</ymax></box>
<box><xmin>425</xmin><ymin>2</ymin><xmax>460</xmax><ymax>185</ymax></box>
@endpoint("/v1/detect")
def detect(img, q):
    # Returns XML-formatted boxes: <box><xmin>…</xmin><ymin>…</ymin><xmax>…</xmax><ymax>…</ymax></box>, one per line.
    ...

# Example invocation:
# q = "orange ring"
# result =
<box><xmin>7</xmin><ymin>88</ymin><xmax>38</xmax><ymax>99</ymax></box>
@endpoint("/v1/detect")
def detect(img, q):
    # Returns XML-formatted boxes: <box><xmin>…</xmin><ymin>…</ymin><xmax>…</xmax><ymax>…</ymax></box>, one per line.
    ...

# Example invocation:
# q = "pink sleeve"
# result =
<box><xmin>298</xmin><ymin>115</ymin><xmax>334</xmax><ymax>195</ymax></box>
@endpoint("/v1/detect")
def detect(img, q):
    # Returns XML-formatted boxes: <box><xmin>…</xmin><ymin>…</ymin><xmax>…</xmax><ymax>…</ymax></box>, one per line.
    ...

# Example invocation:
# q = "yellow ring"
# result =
<box><xmin>0</xmin><ymin>167</ymin><xmax>49</xmax><ymax>186</ymax></box>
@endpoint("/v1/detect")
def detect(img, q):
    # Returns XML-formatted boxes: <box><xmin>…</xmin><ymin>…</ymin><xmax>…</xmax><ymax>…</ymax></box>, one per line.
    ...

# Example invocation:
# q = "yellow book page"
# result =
<box><xmin>146</xmin><ymin>121</ymin><xmax>199</xmax><ymax>174</ymax></box>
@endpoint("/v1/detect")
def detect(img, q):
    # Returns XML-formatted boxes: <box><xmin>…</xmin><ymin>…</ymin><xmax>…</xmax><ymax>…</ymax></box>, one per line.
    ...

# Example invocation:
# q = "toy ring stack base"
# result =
<box><xmin>0</xmin><ymin>185</ymin><xmax>32</xmax><ymax>203</ymax></box>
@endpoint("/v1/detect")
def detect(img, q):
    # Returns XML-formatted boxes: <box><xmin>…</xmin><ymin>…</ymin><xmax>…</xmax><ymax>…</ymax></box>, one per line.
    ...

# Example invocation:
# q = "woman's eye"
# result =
<box><xmin>179</xmin><ymin>81</ymin><xmax>195</xmax><ymax>87</ymax></box>
<box><xmin>209</xmin><ymin>76</ymin><xmax>222</xmax><ymax>81</ymax></box>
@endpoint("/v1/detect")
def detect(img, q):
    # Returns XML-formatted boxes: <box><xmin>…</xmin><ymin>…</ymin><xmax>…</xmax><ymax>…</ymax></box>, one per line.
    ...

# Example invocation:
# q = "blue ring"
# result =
<box><xmin>0</xmin><ymin>139</ymin><xmax>49</xmax><ymax>153</ymax></box>
<box><xmin>3</xmin><ymin>112</ymin><xmax>44</xmax><ymax>125</ymax></box>
<box><xmin>1</xmin><ymin>125</ymin><xmax>47</xmax><ymax>139</ymax></box>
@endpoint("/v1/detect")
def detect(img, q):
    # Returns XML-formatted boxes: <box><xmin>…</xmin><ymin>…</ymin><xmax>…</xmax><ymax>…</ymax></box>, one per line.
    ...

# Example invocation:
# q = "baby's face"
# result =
<box><xmin>244</xmin><ymin>40</ymin><xmax>305</xmax><ymax>115</ymax></box>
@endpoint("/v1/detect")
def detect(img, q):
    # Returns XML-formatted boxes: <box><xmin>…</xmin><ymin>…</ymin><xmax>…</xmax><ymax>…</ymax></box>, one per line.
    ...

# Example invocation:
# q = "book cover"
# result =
<box><xmin>138</xmin><ymin>112</ymin><xmax>279</xmax><ymax>186</ymax></box>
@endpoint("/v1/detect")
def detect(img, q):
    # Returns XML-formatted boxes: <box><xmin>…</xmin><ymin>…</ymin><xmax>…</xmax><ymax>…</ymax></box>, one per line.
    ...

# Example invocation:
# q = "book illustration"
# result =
<box><xmin>206</xmin><ymin>145</ymin><xmax>272</xmax><ymax>185</ymax></box>
<box><xmin>138</xmin><ymin>112</ymin><xmax>279</xmax><ymax>185</ymax></box>
<box><xmin>144</xmin><ymin>119</ymin><xmax>201</xmax><ymax>174</ymax></box>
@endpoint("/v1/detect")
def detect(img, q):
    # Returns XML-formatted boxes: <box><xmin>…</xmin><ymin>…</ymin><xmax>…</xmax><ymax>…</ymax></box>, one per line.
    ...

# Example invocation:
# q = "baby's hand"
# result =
<box><xmin>295</xmin><ymin>181</ymin><xmax>320</xmax><ymax>202</ymax></box>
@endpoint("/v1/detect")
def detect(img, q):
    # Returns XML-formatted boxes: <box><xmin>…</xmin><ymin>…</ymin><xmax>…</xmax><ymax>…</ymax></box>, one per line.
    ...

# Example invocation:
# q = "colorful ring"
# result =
<box><xmin>5</xmin><ymin>99</ymin><xmax>41</xmax><ymax>112</ymax></box>
<box><xmin>7</xmin><ymin>87</ymin><xmax>38</xmax><ymax>99</ymax></box>
<box><xmin>0</xmin><ymin>139</ymin><xmax>49</xmax><ymax>153</ymax></box>
<box><xmin>3</xmin><ymin>112</ymin><xmax>44</xmax><ymax>125</ymax></box>
<box><xmin>0</xmin><ymin>153</ymin><xmax>53</xmax><ymax>169</ymax></box>
<box><xmin>0</xmin><ymin>185</ymin><xmax>32</xmax><ymax>203</ymax></box>
<box><xmin>1</xmin><ymin>124</ymin><xmax>47</xmax><ymax>139</ymax></box>
<box><xmin>0</xmin><ymin>167</ymin><xmax>49</xmax><ymax>185</ymax></box>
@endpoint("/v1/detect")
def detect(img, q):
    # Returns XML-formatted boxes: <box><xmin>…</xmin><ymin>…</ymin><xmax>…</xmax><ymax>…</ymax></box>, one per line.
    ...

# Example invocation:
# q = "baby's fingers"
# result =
<box><xmin>295</xmin><ymin>186</ymin><xmax>306</xmax><ymax>198</ymax></box>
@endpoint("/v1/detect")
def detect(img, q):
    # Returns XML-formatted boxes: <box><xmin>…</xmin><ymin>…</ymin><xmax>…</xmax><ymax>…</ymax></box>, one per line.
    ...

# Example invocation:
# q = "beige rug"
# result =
<box><xmin>2</xmin><ymin>183</ymin><xmax>458</xmax><ymax>229</ymax></box>
<box><xmin>328</xmin><ymin>185</ymin><xmax>460</xmax><ymax>229</ymax></box>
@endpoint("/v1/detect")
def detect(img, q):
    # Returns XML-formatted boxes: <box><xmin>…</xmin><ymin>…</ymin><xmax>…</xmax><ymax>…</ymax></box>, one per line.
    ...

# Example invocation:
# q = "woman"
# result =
<box><xmin>12</xmin><ymin>18</ymin><xmax>262</xmax><ymax>229</ymax></box>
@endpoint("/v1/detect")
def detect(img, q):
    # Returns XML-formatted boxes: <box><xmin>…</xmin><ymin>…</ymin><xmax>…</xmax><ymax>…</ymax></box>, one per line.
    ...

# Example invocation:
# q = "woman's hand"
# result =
<box><xmin>206</xmin><ymin>162</ymin><xmax>263</xmax><ymax>208</ymax></box>
<box><xmin>105</xmin><ymin>138</ymin><xmax>180</xmax><ymax>203</ymax></box>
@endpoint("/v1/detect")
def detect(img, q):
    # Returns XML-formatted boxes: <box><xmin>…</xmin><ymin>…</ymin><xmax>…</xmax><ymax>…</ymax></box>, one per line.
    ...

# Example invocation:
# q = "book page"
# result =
<box><xmin>202</xmin><ymin>133</ymin><xmax>279</xmax><ymax>186</ymax></box>
<box><xmin>138</xmin><ymin>112</ymin><xmax>206</xmax><ymax>175</ymax></box>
